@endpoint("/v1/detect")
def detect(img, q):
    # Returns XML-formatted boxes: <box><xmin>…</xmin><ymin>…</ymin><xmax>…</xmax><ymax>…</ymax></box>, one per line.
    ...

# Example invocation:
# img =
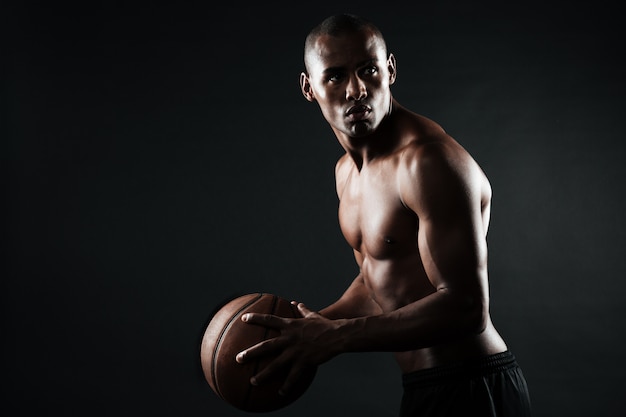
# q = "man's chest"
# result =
<box><xmin>337</xmin><ymin>171</ymin><xmax>417</xmax><ymax>259</ymax></box>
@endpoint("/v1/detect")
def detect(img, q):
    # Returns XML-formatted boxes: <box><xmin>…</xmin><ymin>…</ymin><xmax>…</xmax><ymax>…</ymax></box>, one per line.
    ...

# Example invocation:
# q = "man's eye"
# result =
<box><xmin>364</xmin><ymin>66</ymin><xmax>378</xmax><ymax>75</ymax></box>
<box><xmin>327</xmin><ymin>73</ymin><xmax>343</xmax><ymax>82</ymax></box>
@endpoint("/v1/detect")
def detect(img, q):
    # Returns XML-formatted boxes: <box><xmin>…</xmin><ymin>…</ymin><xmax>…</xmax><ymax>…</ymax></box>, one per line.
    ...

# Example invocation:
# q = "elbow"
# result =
<box><xmin>441</xmin><ymin>288</ymin><xmax>489</xmax><ymax>336</ymax></box>
<box><xmin>464</xmin><ymin>293</ymin><xmax>489</xmax><ymax>335</ymax></box>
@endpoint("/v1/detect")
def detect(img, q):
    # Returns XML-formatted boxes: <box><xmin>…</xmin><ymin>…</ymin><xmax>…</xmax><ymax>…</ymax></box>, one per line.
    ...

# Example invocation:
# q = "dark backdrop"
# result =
<box><xmin>4</xmin><ymin>1</ymin><xmax>625</xmax><ymax>416</ymax></box>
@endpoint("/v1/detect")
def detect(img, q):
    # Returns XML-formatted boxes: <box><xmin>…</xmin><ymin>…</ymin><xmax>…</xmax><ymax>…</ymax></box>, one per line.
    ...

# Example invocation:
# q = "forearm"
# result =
<box><xmin>330</xmin><ymin>287</ymin><xmax>486</xmax><ymax>353</ymax></box>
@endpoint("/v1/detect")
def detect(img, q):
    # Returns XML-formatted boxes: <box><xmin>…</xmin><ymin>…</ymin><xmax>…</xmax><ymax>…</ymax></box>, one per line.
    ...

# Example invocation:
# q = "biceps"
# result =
<box><xmin>417</xmin><ymin>215</ymin><xmax>488</xmax><ymax>291</ymax></box>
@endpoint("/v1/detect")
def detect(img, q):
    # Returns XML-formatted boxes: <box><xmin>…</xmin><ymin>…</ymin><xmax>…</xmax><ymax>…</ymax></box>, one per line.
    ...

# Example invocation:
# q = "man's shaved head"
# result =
<box><xmin>303</xmin><ymin>14</ymin><xmax>387</xmax><ymax>73</ymax></box>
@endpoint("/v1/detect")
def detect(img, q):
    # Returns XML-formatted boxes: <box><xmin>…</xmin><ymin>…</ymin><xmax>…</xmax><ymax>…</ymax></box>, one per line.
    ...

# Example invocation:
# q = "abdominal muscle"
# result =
<box><xmin>360</xmin><ymin>255</ymin><xmax>508</xmax><ymax>374</ymax></box>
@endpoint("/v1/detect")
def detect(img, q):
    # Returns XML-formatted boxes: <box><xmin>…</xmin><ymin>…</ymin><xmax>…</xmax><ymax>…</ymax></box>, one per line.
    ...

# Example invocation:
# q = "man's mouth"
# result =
<box><xmin>346</xmin><ymin>104</ymin><xmax>371</xmax><ymax>121</ymax></box>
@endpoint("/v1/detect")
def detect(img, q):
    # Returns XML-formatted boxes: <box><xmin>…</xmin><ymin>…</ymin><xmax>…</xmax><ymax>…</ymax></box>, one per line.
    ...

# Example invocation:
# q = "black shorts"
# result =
<box><xmin>399</xmin><ymin>351</ymin><xmax>531</xmax><ymax>417</ymax></box>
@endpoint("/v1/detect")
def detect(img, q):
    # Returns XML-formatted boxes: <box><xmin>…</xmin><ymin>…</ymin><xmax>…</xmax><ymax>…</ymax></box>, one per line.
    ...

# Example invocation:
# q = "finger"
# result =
<box><xmin>250</xmin><ymin>353</ymin><xmax>291</xmax><ymax>387</ymax></box>
<box><xmin>241</xmin><ymin>312</ymin><xmax>288</xmax><ymax>328</ymax></box>
<box><xmin>279</xmin><ymin>364</ymin><xmax>309</xmax><ymax>396</ymax></box>
<box><xmin>295</xmin><ymin>302</ymin><xmax>317</xmax><ymax>317</ymax></box>
<box><xmin>290</xmin><ymin>301</ymin><xmax>308</xmax><ymax>318</ymax></box>
<box><xmin>236</xmin><ymin>336</ymin><xmax>287</xmax><ymax>364</ymax></box>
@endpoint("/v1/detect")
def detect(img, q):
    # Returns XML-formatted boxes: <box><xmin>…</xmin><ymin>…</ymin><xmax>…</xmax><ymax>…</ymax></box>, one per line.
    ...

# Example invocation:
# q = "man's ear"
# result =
<box><xmin>300</xmin><ymin>72</ymin><xmax>315</xmax><ymax>102</ymax></box>
<box><xmin>387</xmin><ymin>54</ymin><xmax>397</xmax><ymax>85</ymax></box>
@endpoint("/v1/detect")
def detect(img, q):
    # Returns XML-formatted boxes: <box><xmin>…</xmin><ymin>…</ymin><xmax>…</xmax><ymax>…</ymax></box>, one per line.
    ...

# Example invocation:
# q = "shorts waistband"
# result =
<box><xmin>402</xmin><ymin>351</ymin><xmax>518</xmax><ymax>387</ymax></box>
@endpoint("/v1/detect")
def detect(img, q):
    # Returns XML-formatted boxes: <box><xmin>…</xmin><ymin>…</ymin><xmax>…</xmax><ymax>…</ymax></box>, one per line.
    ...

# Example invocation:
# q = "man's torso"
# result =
<box><xmin>335</xmin><ymin>114</ymin><xmax>507</xmax><ymax>372</ymax></box>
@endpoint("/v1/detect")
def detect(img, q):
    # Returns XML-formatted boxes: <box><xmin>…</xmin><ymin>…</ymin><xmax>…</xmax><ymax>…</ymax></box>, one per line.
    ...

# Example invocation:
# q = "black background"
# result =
<box><xmin>4</xmin><ymin>1</ymin><xmax>625</xmax><ymax>416</ymax></box>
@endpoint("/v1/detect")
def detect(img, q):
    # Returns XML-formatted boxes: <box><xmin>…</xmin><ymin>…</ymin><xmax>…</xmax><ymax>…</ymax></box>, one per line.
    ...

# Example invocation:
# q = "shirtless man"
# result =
<box><xmin>236</xmin><ymin>14</ymin><xmax>531</xmax><ymax>416</ymax></box>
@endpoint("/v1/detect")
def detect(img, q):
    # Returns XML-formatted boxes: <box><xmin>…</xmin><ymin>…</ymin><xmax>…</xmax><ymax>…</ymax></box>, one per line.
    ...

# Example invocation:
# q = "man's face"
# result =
<box><xmin>301</xmin><ymin>30</ymin><xmax>396</xmax><ymax>138</ymax></box>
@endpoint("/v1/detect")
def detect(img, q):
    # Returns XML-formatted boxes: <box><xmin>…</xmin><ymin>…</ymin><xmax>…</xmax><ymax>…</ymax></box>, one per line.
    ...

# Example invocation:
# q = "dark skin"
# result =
<box><xmin>236</xmin><ymin>26</ymin><xmax>507</xmax><ymax>396</ymax></box>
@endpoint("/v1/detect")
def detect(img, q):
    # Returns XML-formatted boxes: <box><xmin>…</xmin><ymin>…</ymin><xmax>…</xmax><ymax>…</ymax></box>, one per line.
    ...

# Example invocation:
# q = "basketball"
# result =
<box><xmin>200</xmin><ymin>292</ymin><xmax>317</xmax><ymax>412</ymax></box>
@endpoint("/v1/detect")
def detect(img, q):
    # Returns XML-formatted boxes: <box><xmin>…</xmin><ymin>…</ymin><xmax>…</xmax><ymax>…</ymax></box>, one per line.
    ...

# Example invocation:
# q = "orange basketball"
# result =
<box><xmin>200</xmin><ymin>293</ymin><xmax>317</xmax><ymax>412</ymax></box>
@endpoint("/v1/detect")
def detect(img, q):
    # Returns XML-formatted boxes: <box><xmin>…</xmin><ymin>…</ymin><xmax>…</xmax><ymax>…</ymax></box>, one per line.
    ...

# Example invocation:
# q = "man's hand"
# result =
<box><xmin>236</xmin><ymin>302</ymin><xmax>341</xmax><ymax>395</ymax></box>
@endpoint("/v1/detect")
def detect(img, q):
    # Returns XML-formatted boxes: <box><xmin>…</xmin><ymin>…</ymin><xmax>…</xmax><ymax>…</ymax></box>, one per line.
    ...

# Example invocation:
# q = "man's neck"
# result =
<box><xmin>337</xmin><ymin>103</ymin><xmax>404</xmax><ymax>170</ymax></box>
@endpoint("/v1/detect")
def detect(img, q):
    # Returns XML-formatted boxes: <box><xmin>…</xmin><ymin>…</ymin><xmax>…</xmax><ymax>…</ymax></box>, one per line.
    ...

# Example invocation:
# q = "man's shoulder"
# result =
<box><xmin>392</xmin><ymin>110</ymin><xmax>456</xmax><ymax>160</ymax></box>
<box><xmin>396</xmin><ymin>124</ymin><xmax>485</xmax><ymax>191</ymax></box>
<box><xmin>396</xmin><ymin>106</ymin><xmax>447</xmax><ymax>141</ymax></box>
<box><xmin>335</xmin><ymin>153</ymin><xmax>352</xmax><ymax>175</ymax></box>
<box><xmin>398</xmin><ymin>131</ymin><xmax>464</xmax><ymax>171</ymax></box>
<box><xmin>334</xmin><ymin>154</ymin><xmax>354</xmax><ymax>197</ymax></box>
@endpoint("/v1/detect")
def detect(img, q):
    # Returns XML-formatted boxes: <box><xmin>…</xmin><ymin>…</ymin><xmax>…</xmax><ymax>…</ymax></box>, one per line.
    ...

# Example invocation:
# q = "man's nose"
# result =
<box><xmin>346</xmin><ymin>74</ymin><xmax>367</xmax><ymax>101</ymax></box>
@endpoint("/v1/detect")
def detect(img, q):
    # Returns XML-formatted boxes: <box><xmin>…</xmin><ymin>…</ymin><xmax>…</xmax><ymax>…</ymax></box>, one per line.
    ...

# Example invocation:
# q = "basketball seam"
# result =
<box><xmin>212</xmin><ymin>292</ymin><xmax>263</xmax><ymax>400</ymax></box>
